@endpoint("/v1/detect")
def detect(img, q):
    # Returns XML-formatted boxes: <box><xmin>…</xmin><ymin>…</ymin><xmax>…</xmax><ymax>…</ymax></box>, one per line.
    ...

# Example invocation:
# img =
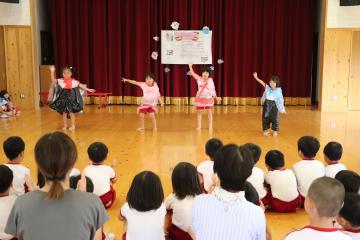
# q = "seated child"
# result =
<box><xmin>323</xmin><ymin>142</ymin><xmax>346</xmax><ymax>178</ymax></box>
<box><xmin>0</xmin><ymin>90</ymin><xmax>19</xmax><ymax>116</ymax></box>
<box><xmin>165</xmin><ymin>162</ymin><xmax>202</xmax><ymax>240</ymax></box>
<box><xmin>197</xmin><ymin>138</ymin><xmax>223</xmax><ymax>193</ymax></box>
<box><xmin>292</xmin><ymin>136</ymin><xmax>324</xmax><ymax>204</ymax></box>
<box><xmin>265</xmin><ymin>150</ymin><xmax>300</xmax><ymax>212</ymax></box>
<box><xmin>83</xmin><ymin>142</ymin><xmax>116</xmax><ymax>209</ymax></box>
<box><xmin>0</xmin><ymin>165</ymin><xmax>17</xmax><ymax>240</ymax></box>
<box><xmin>245</xmin><ymin>143</ymin><xmax>268</xmax><ymax>204</ymax></box>
<box><xmin>285</xmin><ymin>177</ymin><xmax>351</xmax><ymax>240</ymax></box>
<box><xmin>119</xmin><ymin>171</ymin><xmax>166</xmax><ymax>240</ymax></box>
<box><xmin>335</xmin><ymin>170</ymin><xmax>360</xmax><ymax>193</ymax></box>
<box><xmin>3</xmin><ymin>136</ymin><xmax>31</xmax><ymax>196</ymax></box>
<box><xmin>337</xmin><ymin>193</ymin><xmax>360</xmax><ymax>239</ymax></box>
<box><xmin>69</xmin><ymin>174</ymin><xmax>94</xmax><ymax>193</ymax></box>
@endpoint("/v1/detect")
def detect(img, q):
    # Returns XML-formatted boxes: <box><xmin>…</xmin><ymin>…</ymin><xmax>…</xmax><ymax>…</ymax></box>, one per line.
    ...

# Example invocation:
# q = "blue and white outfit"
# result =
<box><xmin>261</xmin><ymin>85</ymin><xmax>285</xmax><ymax>131</ymax></box>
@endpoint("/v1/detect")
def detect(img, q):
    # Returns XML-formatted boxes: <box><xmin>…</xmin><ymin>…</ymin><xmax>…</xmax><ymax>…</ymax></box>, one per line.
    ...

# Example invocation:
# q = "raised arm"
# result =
<box><xmin>253</xmin><ymin>72</ymin><xmax>266</xmax><ymax>88</ymax></box>
<box><xmin>188</xmin><ymin>64</ymin><xmax>200</xmax><ymax>80</ymax></box>
<box><xmin>79</xmin><ymin>83</ymin><xmax>96</xmax><ymax>93</ymax></box>
<box><xmin>122</xmin><ymin>77</ymin><xmax>140</xmax><ymax>86</ymax></box>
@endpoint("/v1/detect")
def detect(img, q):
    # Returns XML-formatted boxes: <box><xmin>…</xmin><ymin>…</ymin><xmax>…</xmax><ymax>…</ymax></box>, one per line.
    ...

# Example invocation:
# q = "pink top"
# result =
<box><xmin>190</xmin><ymin>69</ymin><xmax>217</xmax><ymax>107</ymax></box>
<box><xmin>138</xmin><ymin>82</ymin><xmax>161</xmax><ymax>111</ymax></box>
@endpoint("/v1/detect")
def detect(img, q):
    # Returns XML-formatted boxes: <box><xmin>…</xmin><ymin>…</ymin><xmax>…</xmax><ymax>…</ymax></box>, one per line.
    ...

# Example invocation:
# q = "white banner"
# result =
<box><xmin>161</xmin><ymin>30</ymin><xmax>212</xmax><ymax>64</ymax></box>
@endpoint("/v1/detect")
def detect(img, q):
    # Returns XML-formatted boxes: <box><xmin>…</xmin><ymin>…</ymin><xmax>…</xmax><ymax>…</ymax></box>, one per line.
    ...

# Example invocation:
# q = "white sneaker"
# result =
<box><xmin>105</xmin><ymin>233</ymin><xmax>115</xmax><ymax>240</ymax></box>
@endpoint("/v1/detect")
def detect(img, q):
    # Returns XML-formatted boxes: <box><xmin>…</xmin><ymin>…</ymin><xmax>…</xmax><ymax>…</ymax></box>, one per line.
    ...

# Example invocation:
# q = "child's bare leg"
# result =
<box><xmin>69</xmin><ymin>113</ymin><xmax>76</xmax><ymax>130</ymax></box>
<box><xmin>149</xmin><ymin>112</ymin><xmax>157</xmax><ymax>131</ymax></box>
<box><xmin>137</xmin><ymin>113</ymin><xmax>145</xmax><ymax>131</ymax></box>
<box><xmin>197</xmin><ymin>109</ymin><xmax>203</xmax><ymax>130</ymax></box>
<box><xmin>62</xmin><ymin>113</ymin><xmax>68</xmax><ymax>130</ymax></box>
<box><xmin>207</xmin><ymin>108</ymin><xmax>213</xmax><ymax>130</ymax></box>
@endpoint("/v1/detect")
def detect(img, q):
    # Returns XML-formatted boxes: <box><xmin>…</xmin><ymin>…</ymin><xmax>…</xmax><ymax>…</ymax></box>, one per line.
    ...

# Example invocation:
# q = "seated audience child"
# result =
<box><xmin>335</xmin><ymin>170</ymin><xmax>360</xmax><ymax>193</ymax></box>
<box><xmin>292</xmin><ymin>136</ymin><xmax>324</xmax><ymax>204</ymax></box>
<box><xmin>285</xmin><ymin>177</ymin><xmax>351</xmax><ymax>240</ymax></box>
<box><xmin>323</xmin><ymin>142</ymin><xmax>346</xmax><ymax>178</ymax></box>
<box><xmin>264</xmin><ymin>150</ymin><xmax>300</xmax><ymax>212</ymax></box>
<box><xmin>0</xmin><ymin>165</ymin><xmax>17</xmax><ymax>240</ymax></box>
<box><xmin>337</xmin><ymin>193</ymin><xmax>360</xmax><ymax>239</ymax></box>
<box><xmin>69</xmin><ymin>174</ymin><xmax>94</xmax><ymax>193</ymax></box>
<box><xmin>197</xmin><ymin>138</ymin><xmax>223</xmax><ymax>193</ymax></box>
<box><xmin>190</xmin><ymin>144</ymin><xmax>266</xmax><ymax>240</ymax></box>
<box><xmin>3</xmin><ymin>136</ymin><xmax>31</xmax><ymax>196</ymax></box>
<box><xmin>84</xmin><ymin>142</ymin><xmax>117</xmax><ymax>209</ymax></box>
<box><xmin>165</xmin><ymin>162</ymin><xmax>202</xmax><ymax>240</ymax></box>
<box><xmin>0</xmin><ymin>90</ymin><xmax>19</xmax><ymax>117</ymax></box>
<box><xmin>245</xmin><ymin>143</ymin><xmax>268</xmax><ymax>204</ymax></box>
<box><xmin>119</xmin><ymin>171</ymin><xmax>166</xmax><ymax>240</ymax></box>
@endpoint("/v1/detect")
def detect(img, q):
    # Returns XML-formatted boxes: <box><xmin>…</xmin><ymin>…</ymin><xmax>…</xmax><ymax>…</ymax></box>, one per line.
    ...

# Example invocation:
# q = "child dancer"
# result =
<box><xmin>122</xmin><ymin>73</ymin><xmax>164</xmax><ymax>131</ymax></box>
<box><xmin>48</xmin><ymin>66</ymin><xmax>95</xmax><ymax>130</ymax></box>
<box><xmin>188</xmin><ymin>64</ymin><xmax>221</xmax><ymax>130</ymax></box>
<box><xmin>253</xmin><ymin>72</ymin><xmax>285</xmax><ymax>136</ymax></box>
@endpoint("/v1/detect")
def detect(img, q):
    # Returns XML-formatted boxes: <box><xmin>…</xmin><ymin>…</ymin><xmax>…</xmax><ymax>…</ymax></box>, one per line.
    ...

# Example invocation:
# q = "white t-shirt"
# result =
<box><xmin>292</xmin><ymin>160</ymin><xmax>325</xmax><ymax>197</ymax></box>
<box><xmin>121</xmin><ymin>202</ymin><xmax>166</xmax><ymax>240</ymax></box>
<box><xmin>197</xmin><ymin>160</ymin><xmax>214</xmax><ymax>192</ymax></box>
<box><xmin>265</xmin><ymin>169</ymin><xmax>299</xmax><ymax>202</ymax></box>
<box><xmin>0</xmin><ymin>195</ymin><xmax>17</xmax><ymax>240</ymax></box>
<box><xmin>5</xmin><ymin>163</ymin><xmax>30</xmax><ymax>196</ymax></box>
<box><xmin>343</xmin><ymin>230</ymin><xmax>360</xmax><ymax>240</ymax></box>
<box><xmin>247</xmin><ymin>167</ymin><xmax>267</xmax><ymax>199</ymax></box>
<box><xmin>325</xmin><ymin>163</ymin><xmax>347</xmax><ymax>178</ymax></box>
<box><xmin>69</xmin><ymin>168</ymin><xmax>81</xmax><ymax>177</ymax></box>
<box><xmin>83</xmin><ymin>164</ymin><xmax>115</xmax><ymax>196</ymax></box>
<box><xmin>285</xmin><ymin>226</ymin><xmax>352</xmax><ymax>240</ymax></box>
<box><xmin>165</xmin><ymin>193</ymin><xmax>194</xmax><ymax>232</ymax></box>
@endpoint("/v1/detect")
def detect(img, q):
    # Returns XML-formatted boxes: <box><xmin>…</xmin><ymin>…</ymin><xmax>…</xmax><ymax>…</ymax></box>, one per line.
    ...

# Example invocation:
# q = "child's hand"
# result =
<box><xmin>122</xmin><ymin>78</ymin><xmax>127</xmax><ymax>82</ymax></box>
<box><xmin>88</xmin><ymin>88</ymin><xmax>96</xmax><ymax>93</ymax></box>
<box><xmin>188</xmin><ymin>64</ymin><xmax>193</xmax><ymax>68</ymax></box>
<box><xmin>77</xmin><ymin>173</ymin><xmax>87</xmax><ymax>192</ymax></box>
<box><xmin>282</xmin><ymin>111</ymin><xmax>286</xmax><ymax>114</ymax></box>
<box><xmin>50</xmin><ymin>66</ymin><xmax>55</xmax><ymax>72</ymax></box>
<box><xmin>160</xmin><ymin>102</ymin><xmax>165</xmax><ymax>107</ymax></box>
<box><xmin>111</xmin><ymin>158</ymin><xmax>118</xmax><ymax>168</ymax></box>
<box><xmin>216</xmin><ymin>97</ymin><xmax>222</xmax><ymax>102</ymax></box>
<box><xmin>253</xmin><ymin>72</ymin><xmax>258</xmax><ymax>79</ymax></box>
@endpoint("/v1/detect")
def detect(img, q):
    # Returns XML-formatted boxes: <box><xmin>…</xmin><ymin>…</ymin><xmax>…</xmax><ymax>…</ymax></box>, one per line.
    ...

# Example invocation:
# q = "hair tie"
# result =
<box><xmin>46</xmin><ymin>175</ymin><xmax>64</xmax><ymax>181</ymax></box>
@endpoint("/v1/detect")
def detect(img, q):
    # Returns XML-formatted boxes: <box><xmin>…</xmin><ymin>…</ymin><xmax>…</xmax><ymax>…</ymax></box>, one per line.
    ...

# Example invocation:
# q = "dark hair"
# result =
<box><xmin>213</xmin><ymin>144</ymin><xmax>254</xmax><ymax>192</ymax></box>
<box><xmin>339</xmin><ymin>193</ymin><xmax>360</xmax><ymax>228</ymax></box>
<box><xmin>0</xmin><ymin>165</ymin><xmax>13</xmax><ymax>193</ymax></box>
<box><xmin>265</xmin><ymin>150</ymin><xmax>285</xmax><ymax>170</ymax></box>
<box><xmin>201</xmin><ymin>66</ymin><xmax>212</xmax><ymax>76</ymax></box>
<box><xmin>205</xmin><ymin>138</ymin><xmax>223</xmax><ymax>160</ymax></box>
<box><xmin>87</xmin><ymin>142</ymin><xmax>108</xmax><ymax>163</ymax></box>
<box><xmin>171</xmin><ymin>162</ymin><xmax>202</xmax><ymax>200</ymax></box>
<box><xmin>3</xmin><ymin>136</ymin><xmax>25</xmax><ymax>160</ymax></box>
<box><xmin>145</xmin><ymin>72</ymin><xmax>155</xmax><ymax>80</ymax></box>
<box><xmin>335</xmin><ymin>170</ymin><xmax>360</xmax><ymax>193</ymax></box>
<box><xmin>323</xmin><ymin>141</ymin><xmax>343</xmax><ymax>161</ymax></box>
<box><xmin>127</xmin><ymin>171</ymin><xmax>164</xmax><ymax>212</ymax></box>
<box><xmin>269</xmin><ymin>75</ymin><xmax>280</xmax><ymax>87</ymax></box>
<box><xmin>244</xmin><ymin>143</ymin><xmax>262</xmax><ymax>163</ymax></box>
<box><xmin>37</xmin><ymin>169</ymin><xmax>45</xmax><ymax>188</ymax></box>
<box><xmin>297</xmin><ymin>136</ymin><xmax>320</xmax><ymax>158</ymax></box>
<box><xmin>69</xmin><ymin>175</ymin><xmax>94</xmax><ymax>193</ymax></box>
<box><xmin>62</xmin><ymin>66</ymin><xmax>74</xmax><ymax>75</ymax></box>
<box><xmin>35</xmin><ymin>132</ymin><xmax>77</xmax><ymax>199</ymax></box>
<box><xmin>0</xmin><ymin>90</ymin><xmax>9</xmax><ymax>98</ymax></box>
<box><xmin>244</xmin><ymin>181</ymin><xmax>260</xmax><ymax>205</ymax></box>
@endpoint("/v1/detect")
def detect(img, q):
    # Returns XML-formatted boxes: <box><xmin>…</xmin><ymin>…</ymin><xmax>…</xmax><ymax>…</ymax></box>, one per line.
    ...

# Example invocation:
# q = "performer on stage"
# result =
<box><xmin>253</xmin><ymin>72</ymin><xmax>286</xmax><ymax>136</ymax></box>
<box><xmin>122</xmin><ymin>72</ymin><xmax>164</xmax><ymax>131</ymax></box>
<box><xmin>48</xmin><ymin>66</ymin><xmax>95</xmax><ymax>130</ymax></box>
<box><xmin>188</xmin><ymin>64</ymin><xmax>221</xmax><ymax>130</ymax></box>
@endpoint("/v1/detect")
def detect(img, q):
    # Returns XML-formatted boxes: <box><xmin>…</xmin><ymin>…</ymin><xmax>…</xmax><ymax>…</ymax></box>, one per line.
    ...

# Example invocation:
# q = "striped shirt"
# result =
<box><xmin>191</xmin><ymin>192</ymin><xmax>266</xmax><ymax>240</ymax></box>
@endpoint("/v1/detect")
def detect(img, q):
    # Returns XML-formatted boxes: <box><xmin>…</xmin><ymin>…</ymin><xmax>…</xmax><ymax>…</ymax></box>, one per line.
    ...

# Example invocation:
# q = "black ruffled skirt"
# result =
<box><xmin>49</xmin><ymin>87</ymin><xmax>83</xmax><ymax>116</ymax></box>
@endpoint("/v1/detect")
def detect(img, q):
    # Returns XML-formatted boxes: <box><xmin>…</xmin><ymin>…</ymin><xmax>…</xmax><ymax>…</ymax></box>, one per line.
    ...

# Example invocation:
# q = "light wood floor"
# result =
<box><xmin>1</xmin><ymin>105</ymin><xmax>359</xmax><ymax>239</ymax></box>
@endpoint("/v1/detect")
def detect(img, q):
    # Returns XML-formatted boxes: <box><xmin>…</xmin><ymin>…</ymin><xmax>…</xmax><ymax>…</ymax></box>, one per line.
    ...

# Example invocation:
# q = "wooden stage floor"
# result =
<box><xmin>1</xmin><ymin>105</ymin><xmax>359</xmax><ymax>239</ymax></box>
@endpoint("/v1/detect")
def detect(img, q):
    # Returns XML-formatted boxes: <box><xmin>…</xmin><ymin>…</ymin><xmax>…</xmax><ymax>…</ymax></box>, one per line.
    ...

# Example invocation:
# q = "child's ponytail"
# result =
<box><xmin>47</xmin><ymin>178</ymin><xmax>65</xmax><ymax>199</ymax></box>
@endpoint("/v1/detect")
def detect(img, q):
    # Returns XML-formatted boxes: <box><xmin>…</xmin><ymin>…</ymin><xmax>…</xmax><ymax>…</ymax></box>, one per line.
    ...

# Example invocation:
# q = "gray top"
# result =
<box><xmin>5</xmin><ymin>189</ymin><xmax>108</xmax><ymax>240</ymax></box>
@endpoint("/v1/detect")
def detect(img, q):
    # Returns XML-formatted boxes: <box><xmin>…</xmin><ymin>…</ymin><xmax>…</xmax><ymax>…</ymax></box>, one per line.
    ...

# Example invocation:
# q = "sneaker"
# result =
<box><xmin>263</xmin><ymin>130</ymin><xmax>270</xmax><ymax>136</ymax></box>
<box><xmin>105</xmin><ymin>233</ymin><xmax>115</xmax><ymax>240</ymax></box>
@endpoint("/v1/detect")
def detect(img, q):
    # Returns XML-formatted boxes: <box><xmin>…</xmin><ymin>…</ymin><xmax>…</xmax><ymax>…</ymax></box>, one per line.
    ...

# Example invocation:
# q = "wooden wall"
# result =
<box><xmin>0</xmin><ymin>26</ymin><xmax>6</xmax><ymax>91</ymax></box>
<box><xmin>3</xmin><ymin>26</ymin><xmax>35</xmax><ymax>110</ymax></box>
<box><xmin>348</xmin><ymin>31</ymin><xmax>360</xmax><ymax>110</ymax></box>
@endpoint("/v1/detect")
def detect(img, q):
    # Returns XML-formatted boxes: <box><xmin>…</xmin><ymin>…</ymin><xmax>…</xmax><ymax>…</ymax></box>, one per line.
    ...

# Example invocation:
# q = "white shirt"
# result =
<box><xmin>5</xmin><ymin>163</ymin><xmax>30</xmax><ymax>196</ymax></box>
<box><xmin>197</xmin><ymin>160</ymin><xmax>214</xmax><ymax>192</ymax></box>
<box><xmin>247</xmin><ymin>167</ymin><xmax>267</xmax><ymax>199</ymax></box>
<box><xmin>83</xmin><ymin>164</ymin><xmax>115</xmax><ymax>196</ymax></box>
<box><xmin>265</xmin><ymin>169</ymin><xmax>299</xmax><ymax>202</ymax></box>
<box><xmin>343</xmin><ymin>230</ymin><xmax>360</xmax><ymax>240</ymax></box>
<box><xmin>192</xmin><ymin>193</ymin><xmax>266</xmax><ymax>240</ymax></box>
<box><xmin>292</xmin><ymin>160</ymin><xmax>325</xmax><ymax>197</ymax></box>
<box><xmin>0</xmin><ymin>195</ymin><xmax>17</xmax><ymax>240</ymax></box>
<box><xmin>285</xmin><ymin>226</ymin><xmax>352</xmax><ymax>240</ymax></box>
<box><xmin>69</xmin><ymin>168</ymin><xmax>81</xmax><ymax>177</ymax></box>
<box><xmin>165</xmin><ymin>193</ymin><xmax>194</xmax><ymax>232</ymax></box>
<box><xmin>325</xmin><ymin>163</ymin><xmax>347</xmax><ymax>178</ymax></box>
<box><xmin>121</xmin><ymin>202</ymin><xmax>166</xmax><ymax>240</ymax></box>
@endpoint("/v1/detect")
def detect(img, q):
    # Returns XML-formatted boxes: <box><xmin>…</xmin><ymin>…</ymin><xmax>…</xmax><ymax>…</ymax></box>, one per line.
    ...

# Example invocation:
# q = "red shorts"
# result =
<box><xmin>196</xmin><ymin>106</ymin><xmax>212</xmax><ymax>110</ymax></box>
<box><xmin>168</xmin><ymin>223</ymin><xmax>192</xmax><ymax>240</ymax></box>
<box><xmin>139</xmin><ymin>107</ymin><xmax>156</xmax><ymax>114</ymax></box>
<box><xmin>261</xmin><ymin>196</ymin><xmax>268</xmax><ymax>206</ymax></box>
<box><xmin>266</xmin><ymin>192</ymin><xmax>301</xmax><ymax>213</ymax></box>
<box><xmin>123</xmin><ymin>233</ymin><xmax>169</xmax><ymax>240</ymax></box>
<box><xmin>99</xmin><ymin>185</ymin><xmax>116</xmax><ymax>209</ymax></box>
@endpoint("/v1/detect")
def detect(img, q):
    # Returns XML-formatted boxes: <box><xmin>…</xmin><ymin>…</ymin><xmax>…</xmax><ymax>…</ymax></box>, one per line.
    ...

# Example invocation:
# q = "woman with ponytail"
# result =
<box><xmin>5</xmin><ymin>132</ymin><xmax>108</xmax><ymax>240</ymax></box>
